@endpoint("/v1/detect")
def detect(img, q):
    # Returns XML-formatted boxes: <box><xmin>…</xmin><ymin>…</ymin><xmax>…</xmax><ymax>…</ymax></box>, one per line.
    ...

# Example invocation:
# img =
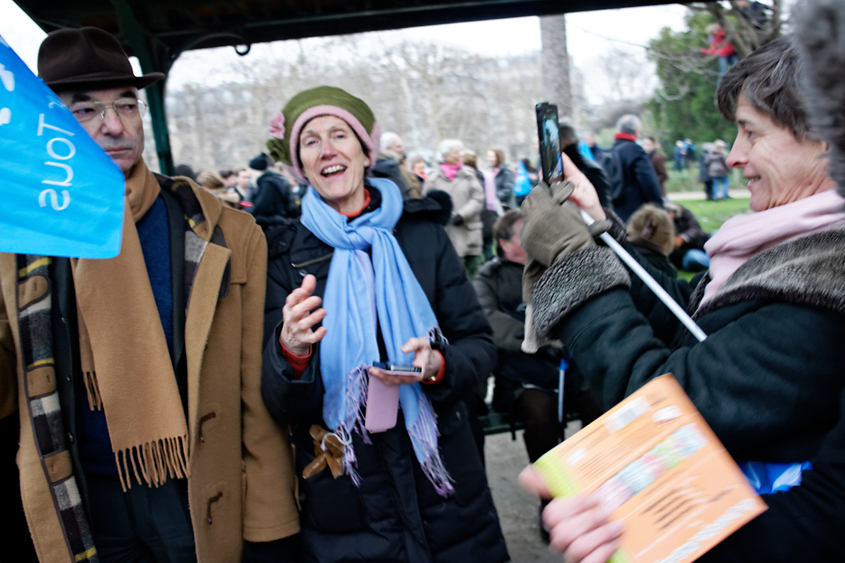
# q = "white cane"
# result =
<box><xmin>579</xmin><ymin>209</ymin><xmax>708</xmax><ymax>343</ymax></box>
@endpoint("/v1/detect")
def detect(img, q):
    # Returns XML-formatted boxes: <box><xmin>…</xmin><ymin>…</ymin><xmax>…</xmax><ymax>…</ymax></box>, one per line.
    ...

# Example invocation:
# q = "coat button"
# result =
<box><xmin>298</xmin><ymin>269</ymin><xmax>307</xmax><ymax>277</ymax></box>
<box><xmin>67</xmin><ymin>433</ymin><xmax>74</xmax><ymax>443</ymax></box>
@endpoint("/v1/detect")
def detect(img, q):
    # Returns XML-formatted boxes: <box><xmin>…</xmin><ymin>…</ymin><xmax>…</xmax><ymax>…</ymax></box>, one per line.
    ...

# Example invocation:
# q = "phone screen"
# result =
<box><xmin>536</xmin><ymin>102</ymin><xmax>563</xmax><ymax>185</ymax></box>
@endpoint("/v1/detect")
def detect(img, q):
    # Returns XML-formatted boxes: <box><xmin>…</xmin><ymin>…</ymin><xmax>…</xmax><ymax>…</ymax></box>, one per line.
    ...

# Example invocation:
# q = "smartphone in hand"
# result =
<box><xmin>536</xmin><ymin>102</ymin><xmax>563</xmax><ymax>186</ymax></box>
<box><xmin>372</xmin><ymin>362</ymin><xmax>422</xmax><ymax>377</ymax></box>
<box><xmin>366</xmin><ymin>361</ymin><xmax>421</xmax><ymax>433</ymax></box>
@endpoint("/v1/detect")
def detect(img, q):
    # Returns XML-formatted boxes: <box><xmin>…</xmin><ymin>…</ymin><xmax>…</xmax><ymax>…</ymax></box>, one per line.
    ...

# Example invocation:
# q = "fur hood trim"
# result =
<box><xmin>692</xmin><ymin>225</ymin><xmax>845</xmax><ymax>318</ymax></box>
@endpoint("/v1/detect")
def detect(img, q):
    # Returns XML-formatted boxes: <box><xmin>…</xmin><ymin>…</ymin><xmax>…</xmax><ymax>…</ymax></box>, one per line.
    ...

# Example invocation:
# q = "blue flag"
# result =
<box><xmin>0</xmin><ymin>34</ymin><xmax>125</xmax><ymax>259</ymax></box>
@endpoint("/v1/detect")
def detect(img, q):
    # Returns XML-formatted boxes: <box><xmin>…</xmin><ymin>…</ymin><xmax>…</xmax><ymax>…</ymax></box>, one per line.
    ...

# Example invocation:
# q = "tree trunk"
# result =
<box><xmin>540</xmin><ymin>14</ymin><xmax>573</xmax><ymax>120</ymax></box>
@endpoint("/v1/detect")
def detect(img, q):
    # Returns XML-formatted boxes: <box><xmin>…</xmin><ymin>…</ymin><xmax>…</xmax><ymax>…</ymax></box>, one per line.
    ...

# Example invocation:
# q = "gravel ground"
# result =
<box><xmin>484</xmin><ymin>428</ymin><xmax>577</xmax><ymax>563</ymax></box>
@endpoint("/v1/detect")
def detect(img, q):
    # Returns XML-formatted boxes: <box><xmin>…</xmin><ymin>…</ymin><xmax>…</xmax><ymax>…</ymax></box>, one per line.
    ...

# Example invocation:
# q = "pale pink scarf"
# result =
<box><xmin>701</xmin><ymin>189</ymin><xmax>845</xmax><ymax>306</ymax></box>
<box><xmin>439</xmin><ymin>162</ymin><xmax>463</xmax><ymax>181</ymax></box>
<box><xmin>482</xmin><ymin>168</ymin><xmax>499</xmax><ymax>210</ymax></box>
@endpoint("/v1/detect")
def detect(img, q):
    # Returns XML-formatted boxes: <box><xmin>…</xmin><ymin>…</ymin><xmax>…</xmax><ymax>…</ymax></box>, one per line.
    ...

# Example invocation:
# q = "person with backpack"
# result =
<box><xmin>707</xmin><ymin>140</ymin><xmax>731</xmax><ymax>200</ymax></box>
<box><xmin>601</xmin><ymin>115</ymin><xmax>663</xmax><ymax>222</ymax></box>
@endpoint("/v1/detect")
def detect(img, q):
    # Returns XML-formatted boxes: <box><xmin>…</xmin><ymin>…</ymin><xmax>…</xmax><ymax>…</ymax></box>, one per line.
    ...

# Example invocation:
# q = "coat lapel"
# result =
<box><xmin>184</xmin><ymin>242</ymin><xmax>231</xmax><ymax>444</ymax></box>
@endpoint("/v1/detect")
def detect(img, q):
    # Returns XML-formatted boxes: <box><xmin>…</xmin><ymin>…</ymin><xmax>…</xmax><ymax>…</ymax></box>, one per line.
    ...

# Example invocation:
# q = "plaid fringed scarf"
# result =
<box><xmin>15</xmin><ymin>168</ymin><xmax>229</xmax><ymax>562</ymax></box>
<box><xmin>16</xmin><ymin>255</ymin><xmax>98</xmax><ymax>563</ymax></box>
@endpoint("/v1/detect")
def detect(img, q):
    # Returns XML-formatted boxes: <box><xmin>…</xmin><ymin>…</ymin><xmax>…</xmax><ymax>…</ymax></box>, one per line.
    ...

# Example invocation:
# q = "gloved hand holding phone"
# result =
<box><xmin>520</xmin><ymin>154</ymin><xmax>611</xmax><ymax>302</ymax></box>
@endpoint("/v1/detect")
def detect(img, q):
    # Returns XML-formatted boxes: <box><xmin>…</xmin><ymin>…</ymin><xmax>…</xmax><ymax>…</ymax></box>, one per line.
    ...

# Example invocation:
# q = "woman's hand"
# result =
<box><xmin>519</xmin><ymin>466</ymin><xmax>623</xmax><ymax>563</ymax></box>
<box><xmin>369</xmin><ymin>337</ymin><xmax>442</xmax><ymax>386</ymax></box>
<box><xmin>561</xmin><ymin>152</ymin><xmax>606</xmax><ymax>222</ymax></box>
<box><xmin>280</xmin><ymin>274</ymin><xmax>327</xmax><ymax>356</ymax></box>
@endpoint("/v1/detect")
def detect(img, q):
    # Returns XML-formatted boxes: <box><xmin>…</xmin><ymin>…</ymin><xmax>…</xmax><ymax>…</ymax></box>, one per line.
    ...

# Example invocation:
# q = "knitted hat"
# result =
<box><xmin>249</xmin><ymin>153</ymin><xmax>270</xmax><ymax>171</ymax></box>
<box><xmin>266</xmin><ymin>86</ymin><xmax>381</xmax><ymax>183</ymax></box>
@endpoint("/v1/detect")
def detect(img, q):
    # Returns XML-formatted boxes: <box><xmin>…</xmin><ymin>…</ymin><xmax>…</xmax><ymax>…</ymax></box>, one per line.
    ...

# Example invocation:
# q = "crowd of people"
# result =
<box><xmin>2</xmin><ymin>1</ymin><xmax>845</xmax><ymax>561</ymax></box>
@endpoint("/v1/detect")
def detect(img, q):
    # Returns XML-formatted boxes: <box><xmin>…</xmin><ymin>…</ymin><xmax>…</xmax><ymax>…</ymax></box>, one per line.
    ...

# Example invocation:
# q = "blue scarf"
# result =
<box><xmin>301</xmin><ymin>178</ymin><xmax>453</xmax><ymax>495</ymax></box>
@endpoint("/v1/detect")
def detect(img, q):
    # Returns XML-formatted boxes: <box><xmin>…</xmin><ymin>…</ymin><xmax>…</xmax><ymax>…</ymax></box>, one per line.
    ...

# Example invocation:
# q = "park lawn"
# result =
<box><xmin>674</xmin><ymin>197</ymin><xmax>751</xmax><ymax>280</ymax></box>
<box><xmin>679</xmin><ymin>197</ymin><xmax>751</xmax><ymax>231</ymax></box>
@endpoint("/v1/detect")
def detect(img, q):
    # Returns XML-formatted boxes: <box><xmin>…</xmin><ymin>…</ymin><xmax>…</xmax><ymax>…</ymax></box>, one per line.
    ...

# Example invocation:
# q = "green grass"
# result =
<box><xmin>674</xmin><ymin>197</ymin><xmax>751</xmax><ymax>280</ymax></box>
<box><xmin>678</xmin><ymin>197</ymin><xmax>752</xmax><ymax>231</ymax></box>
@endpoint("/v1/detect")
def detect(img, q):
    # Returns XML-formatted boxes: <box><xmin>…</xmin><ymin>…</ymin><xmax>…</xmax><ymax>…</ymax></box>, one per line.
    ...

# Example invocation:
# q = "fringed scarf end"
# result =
<box><xmin>422</xmin><ymin>452</ymin><xmax>456</xmax><ymax>497</ymax></box>
<box><xmin>83</xmin><ymin>371</ymin><xmax>103</xmax><ymax>410</ymax></box>
<box><xmin>408</xmin><ymin>392</ymin><xmax>454</xmax><ymax>497</ymax></box>
<box><xmin>114</xmin><ymin>435</ymin><xmax>191</xmax><ymax>492</ymax></box>
<box><xmin>333</xmin><ymin>364</ymin><xmax>371</xmax><ymax>485</ymax></box>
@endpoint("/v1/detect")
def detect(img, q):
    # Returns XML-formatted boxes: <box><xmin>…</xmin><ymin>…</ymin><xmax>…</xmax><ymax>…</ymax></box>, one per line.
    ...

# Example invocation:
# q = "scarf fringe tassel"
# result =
<box><xmin>335</xmin><ymin>365</ymin><xmax>370</xmax><ymax>485</ymax></box>
<box><xmin>334</xmin><ymin>362</ymin><xmax>454</xmax><ymax>496</ymax></box>
<box><xmin>83</xmin><ymin>370</ymin><xmax>103</xmax><ymax>410</ymax></box>
<box><xmin>408</xmin><ymin>392</ymin><xmax>454</xmax><ymax>497</ymax></box>
<box><xmin>115</xmin><ymin>435</ymin><xmax>190</xmax><ymax>492</ymax></box>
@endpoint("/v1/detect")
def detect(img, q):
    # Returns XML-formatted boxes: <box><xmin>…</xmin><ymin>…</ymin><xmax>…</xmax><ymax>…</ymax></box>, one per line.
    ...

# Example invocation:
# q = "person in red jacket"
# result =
<box><xmin>702</xmin><ymin>23</ymin><xmax>739</xmax><ymax>77</ymax></box>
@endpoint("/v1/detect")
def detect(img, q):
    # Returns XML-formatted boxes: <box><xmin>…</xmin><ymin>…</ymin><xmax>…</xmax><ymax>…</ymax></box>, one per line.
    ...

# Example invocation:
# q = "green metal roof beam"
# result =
<box><xmin>111</xmin><ymin>0</ymin><xmax>174</xmax><ymax>175</ymax></box>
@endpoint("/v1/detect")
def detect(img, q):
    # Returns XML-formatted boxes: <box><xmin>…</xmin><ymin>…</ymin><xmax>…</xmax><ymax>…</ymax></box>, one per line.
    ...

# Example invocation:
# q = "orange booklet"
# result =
<box><xmin>534</xmin><ymin>374</ymin><xmax>767</xmax><ymax>563</ymax></box>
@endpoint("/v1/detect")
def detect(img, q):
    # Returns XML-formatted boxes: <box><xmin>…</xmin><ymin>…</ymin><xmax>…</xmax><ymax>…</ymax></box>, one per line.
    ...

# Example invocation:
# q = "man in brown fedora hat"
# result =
<box><xmin>0</xmin><ymin>27</ymin><xmax>299</xmax><ymax>563</ymax></box>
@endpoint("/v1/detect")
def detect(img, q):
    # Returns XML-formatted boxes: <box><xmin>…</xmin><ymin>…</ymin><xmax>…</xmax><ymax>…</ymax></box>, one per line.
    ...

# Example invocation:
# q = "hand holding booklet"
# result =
<box><xmin>533</xmin><ymin>374</ymin><xmax>766</xmax><ymax>563</ymax></box>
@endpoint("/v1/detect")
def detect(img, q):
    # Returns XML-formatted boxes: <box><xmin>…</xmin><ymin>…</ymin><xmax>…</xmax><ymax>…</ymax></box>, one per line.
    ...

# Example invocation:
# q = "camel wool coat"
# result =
<box><xmin>0</xmin><ymin>173</ymin><xmax>299</xmax><ymax>562</ymax></box>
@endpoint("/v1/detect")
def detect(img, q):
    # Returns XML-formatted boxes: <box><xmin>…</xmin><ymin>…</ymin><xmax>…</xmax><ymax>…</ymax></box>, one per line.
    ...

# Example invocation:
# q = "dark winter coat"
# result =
<box><xmin>610</xmin><ymin>138</ymin><xmax>664</xmax><ymax>222</ymax></box>
<box><xmin>706</xmin><ymin>151</ymin><xmax>729</xmax><ymax>178</ymax></box>
<box><xmin>261</xmin><ymin>189</ymin><xmax>509</xmax><ymax>563</ymax></box>
<box><xmin>493</xmin><ymin>167</ymin><xmax>516</xmax><ymax>207</ymax></box>
<box><xmin>371</xmin><ymin>152</ymin><xmax>411</xmax><ymax>199</ymax></box>
<box><xmin>564</xmin><ymin>144</ymin><xmax>613</xmax><ymax>210</ymax></box>
<box><xmin>252</xmin><ymin>170</ymin><xmax>297</xmax><ymax>229</ymax></box>
<box><xmin>699</xmin><ymin>384</ymin><xmax>845</xmax><ymax>562</ymax></box>
<box><xmin>698</xmin><ymin>151</ymin><xmax>712</xmax><ymax>183</ymax></box>
<box><xmin>474</xmin><ymin>259</ymin><xmax>559</xmax><ymax>390</ymax></box>
<box><xmin>649</xmin><ymin>150</ymin><xmax>669</xmax><ymax>195</ymax></box>
<box><xmin>529</xmin><ymin>217</ymin><xmax>845</xmax><ymax>465</ymax></box>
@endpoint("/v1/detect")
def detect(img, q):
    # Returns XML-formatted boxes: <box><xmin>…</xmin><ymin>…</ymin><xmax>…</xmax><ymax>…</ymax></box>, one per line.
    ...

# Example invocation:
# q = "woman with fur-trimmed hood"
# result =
<box><xmin>518</xmin><ymin>29</ymin><xmax>845</xmax><ymax>562</ymax></box>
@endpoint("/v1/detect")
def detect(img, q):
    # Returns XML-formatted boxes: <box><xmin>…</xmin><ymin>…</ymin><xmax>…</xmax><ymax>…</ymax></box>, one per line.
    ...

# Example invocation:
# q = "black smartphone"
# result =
<box><xmin>536</xmin><ymin>102</ymin><xmax>563</xmax><ymax>185</ymax></box>
<box><xmin>372</xmin><ymin>362</ymin><xmax>422</xmax><ymax>376</ymax></box>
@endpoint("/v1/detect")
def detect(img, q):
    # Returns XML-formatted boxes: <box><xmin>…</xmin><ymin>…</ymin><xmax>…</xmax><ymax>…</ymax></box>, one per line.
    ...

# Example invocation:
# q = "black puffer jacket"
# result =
<box><xmin>370</xmin><ymin>153</ymin><xmax>410</xmax><ymax>199</ymax></box>
<box><xmin>563</xmin><ymin>145</ymin><xmax>613</xmax><ymax>210</ymax></box>
<box><xmin>261</xmin><ymin>190</ymin><xmax>509</xmax><ymax>563</ymax></box>
<box><xmin>252</xmin><ymin>170</ymin><xmax>298</xmax><ymax>229</ymax></box>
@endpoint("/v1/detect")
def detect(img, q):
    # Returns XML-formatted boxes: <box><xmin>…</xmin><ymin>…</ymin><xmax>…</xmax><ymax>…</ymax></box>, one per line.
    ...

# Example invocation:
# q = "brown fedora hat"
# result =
<box><xmin>38</xmin><ymin>27</ymin><xmax>164</xmax><ymax>92</ymax></box>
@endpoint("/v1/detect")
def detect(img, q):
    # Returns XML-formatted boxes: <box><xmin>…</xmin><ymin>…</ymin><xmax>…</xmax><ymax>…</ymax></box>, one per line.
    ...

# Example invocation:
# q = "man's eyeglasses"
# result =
<box><xmin>69</xmin><ymin>99</ymin><xmax>147</xmax><ymax>122</ymax></box>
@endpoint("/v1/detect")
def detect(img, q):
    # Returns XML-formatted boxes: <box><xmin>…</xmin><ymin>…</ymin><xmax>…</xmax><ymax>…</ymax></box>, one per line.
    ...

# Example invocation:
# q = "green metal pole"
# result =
<box><xmin>111</xmin><ymin>0</ymin><xmax>175</xmax><ymax>176</ymax></box>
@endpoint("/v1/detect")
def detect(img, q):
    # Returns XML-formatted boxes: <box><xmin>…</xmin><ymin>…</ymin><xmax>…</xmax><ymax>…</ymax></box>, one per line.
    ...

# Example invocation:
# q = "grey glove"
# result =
<box><xmin>521</xmin><ymin>181</ymin><xmax>595</xmax><ymax>266</ymax></box>
<box><xmin>520</xmin><ymin>180</ymin><xmax>595</xmax><ymax>301</ymax></box>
